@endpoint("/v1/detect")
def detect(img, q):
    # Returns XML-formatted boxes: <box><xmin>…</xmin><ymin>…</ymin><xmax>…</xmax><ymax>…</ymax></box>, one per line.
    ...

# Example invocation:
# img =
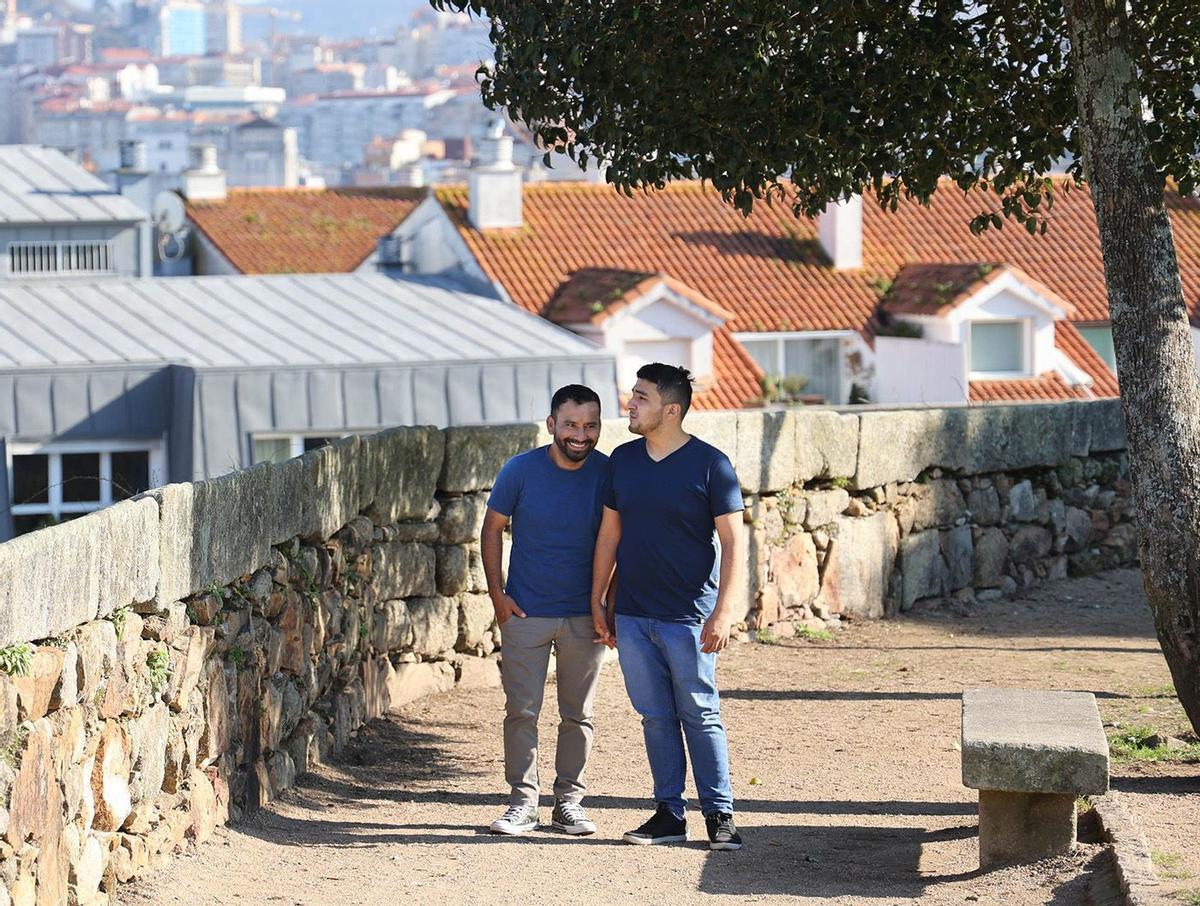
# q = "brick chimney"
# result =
<box><xmin>467</xmin><ymin>119</ymin><xmax>522</xmax><ymax>230</ymax></box>
<box><xmin>817</xmin><ymin>195</ymin><xmax>863</xmax><ymax>270</ymax></box>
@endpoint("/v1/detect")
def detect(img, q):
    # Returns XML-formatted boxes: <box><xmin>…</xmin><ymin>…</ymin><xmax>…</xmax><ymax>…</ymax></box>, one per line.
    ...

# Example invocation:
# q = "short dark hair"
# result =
<box><xmin>550</xmin><ymin>384</ymin><xmax>602</xmax><ymax>416</ymax></box>
<box><xmin>636</xmin><ymin>363</ymin><xmax>694</xmax><ymax>418</ymax></box>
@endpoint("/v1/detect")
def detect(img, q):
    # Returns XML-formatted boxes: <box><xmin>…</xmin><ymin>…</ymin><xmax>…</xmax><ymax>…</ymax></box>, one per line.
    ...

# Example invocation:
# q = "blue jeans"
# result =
<box><xmin>615</xmin><ymin>614</ymin><xmax>734</xmax><ymax>817</ymax></box>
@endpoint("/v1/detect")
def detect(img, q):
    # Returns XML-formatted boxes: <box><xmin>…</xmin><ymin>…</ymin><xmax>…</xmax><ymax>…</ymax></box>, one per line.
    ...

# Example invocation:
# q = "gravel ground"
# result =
<box><xmin>123</xmin><ymin>569</ymin><xmax>1198</xmax><ymax>905</ymax></box>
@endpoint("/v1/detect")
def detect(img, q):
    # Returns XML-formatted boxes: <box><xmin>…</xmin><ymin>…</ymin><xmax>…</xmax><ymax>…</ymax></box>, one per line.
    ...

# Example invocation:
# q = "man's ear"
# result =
<box><xmin>545</xmin><ymin>414</ymin><xmax>555</xmax><ymax>435</ymax></box>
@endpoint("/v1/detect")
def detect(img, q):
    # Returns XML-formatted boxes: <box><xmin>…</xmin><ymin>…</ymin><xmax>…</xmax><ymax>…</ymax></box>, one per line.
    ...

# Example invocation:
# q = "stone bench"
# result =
<box><xmin>961</xmin><ymin>687</ymin><xmax>1109</xmax><ymax>868</ymax></box>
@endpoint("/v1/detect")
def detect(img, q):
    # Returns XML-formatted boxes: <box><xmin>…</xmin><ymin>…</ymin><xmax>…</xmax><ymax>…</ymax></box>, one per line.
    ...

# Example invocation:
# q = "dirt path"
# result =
<box><xmin>123</xmin><ymin>569</ymin><xmax>1198</xmax><ymax>905</ymax></box>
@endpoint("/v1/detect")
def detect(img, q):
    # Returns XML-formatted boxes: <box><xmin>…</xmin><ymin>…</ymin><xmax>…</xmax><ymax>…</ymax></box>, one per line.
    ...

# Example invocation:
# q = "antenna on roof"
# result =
<box><xmin>152</xmin><ymin>191</ymin><xmax>188</xmax><ymax>262</ymax></box>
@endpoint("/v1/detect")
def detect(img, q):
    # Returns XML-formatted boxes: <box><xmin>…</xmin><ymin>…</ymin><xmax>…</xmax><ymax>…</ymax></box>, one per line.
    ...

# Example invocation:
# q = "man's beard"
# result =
<box><xmin>555</xmin><ymin>435</ymin><xmax>595</xmax><ymax>462</ymax></box>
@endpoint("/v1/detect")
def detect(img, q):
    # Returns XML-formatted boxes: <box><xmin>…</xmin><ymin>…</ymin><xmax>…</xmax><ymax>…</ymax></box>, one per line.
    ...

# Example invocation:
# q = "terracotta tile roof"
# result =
<box><xmin>969</xmin><ymin>372</ymin><xmax>1090</xmax><ymax>403</ymax></box>
<box><xmin>432</xmin><ymin>179</ymin><xmax>1195</xmax><ymax>406</ymax></box>
<box><xmin>545</xmin><ymin>267</ymin><xmax>733</xmax><ymax>326</ymax></box>
<box><xmin>881</xmin><ymin>262</ymin><xmax>1075</xmax><ymax>318</ymax></box>
<box><xmin>696</xmin><ymin>328</ymin><xmax>765</xmax><ymax>410</ymax></box>
<box><xmin>187</xmin><ymin>187</ymin><xmax>426</xmax><ymax>274</ymax></box>
<box><xmin>968</xmin><ymin>322</ymin><xmax>1120</xmax><ymax>402</ymax></box>
<box><xmin>436</xmin><ymin>179</ymin><xmax>1200</xmax><ymax>329</ymax></box>
<box><xmin>1054</xmin><ymin>320</ymin><xmax>1121</xmax><ymax>397</ymax></box>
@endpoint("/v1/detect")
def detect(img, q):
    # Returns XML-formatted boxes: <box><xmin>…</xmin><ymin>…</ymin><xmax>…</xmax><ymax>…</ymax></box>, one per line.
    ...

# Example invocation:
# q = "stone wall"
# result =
<box><xmin>0</xmin><ymin>400</ymin><xmax>1133</xmax><ymax>904</ymax></box>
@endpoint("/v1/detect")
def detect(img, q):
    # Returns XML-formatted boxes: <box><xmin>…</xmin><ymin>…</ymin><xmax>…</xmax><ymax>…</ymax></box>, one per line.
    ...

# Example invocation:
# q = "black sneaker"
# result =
<box><xmin>622</xmin><ymin>804</ymin><xmax>688</xmax><ymax>845</ymax></box>
<box><xmin>706</xmin><ymin>812</ymin><xmax>743</xmax><ymax>851</ymax></box>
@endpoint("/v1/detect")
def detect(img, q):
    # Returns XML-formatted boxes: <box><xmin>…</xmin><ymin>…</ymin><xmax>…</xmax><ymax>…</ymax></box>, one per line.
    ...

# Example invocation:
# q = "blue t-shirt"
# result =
<box><xmin>486</xmin><ymin>446</ymin><xmax>609</xmax><ymax>617</ymax></box>
<box><xmin>605</xmin><ymin>437</ymin><xmax>744</xmax><ymax>624</ymax></box>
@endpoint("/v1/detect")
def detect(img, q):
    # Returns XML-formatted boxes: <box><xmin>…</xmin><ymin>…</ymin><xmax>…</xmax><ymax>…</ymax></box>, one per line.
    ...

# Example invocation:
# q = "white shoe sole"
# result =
<box><xmin>551</xmin><ymin>821</ymin><xmax>597</xmax><ymax>836</ymax></box>
<box><xmin>489</xmin><ymin>822</ymin><xmax>538</xmax><ymax>835</ymax></box>
<box><xmin>622</xmin><ymin>832</ymin><xmax>688</xmax><ymax>845</ymax></box>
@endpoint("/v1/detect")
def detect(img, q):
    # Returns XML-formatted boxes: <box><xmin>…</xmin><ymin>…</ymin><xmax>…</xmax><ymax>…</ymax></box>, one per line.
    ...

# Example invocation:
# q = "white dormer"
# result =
<box><xmin>546</xmin><ymin>270</ymin><xmax>730</xmax><ymax>390</ymax></box>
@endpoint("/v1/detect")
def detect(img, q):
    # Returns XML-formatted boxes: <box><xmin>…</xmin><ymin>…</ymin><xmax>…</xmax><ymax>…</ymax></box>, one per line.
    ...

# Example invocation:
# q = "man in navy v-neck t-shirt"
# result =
<box><xmin>591</xmin><ymin>363</ymin><xmax>746</xmax><ymax>852</ymax></box>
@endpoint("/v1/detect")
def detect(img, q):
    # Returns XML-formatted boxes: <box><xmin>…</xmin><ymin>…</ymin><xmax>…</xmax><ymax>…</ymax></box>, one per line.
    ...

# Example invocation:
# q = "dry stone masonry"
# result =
<box><xmin>0</xmin><ymin>401</ymin><xmax>1132</xmax><ymax>904</ymax></box>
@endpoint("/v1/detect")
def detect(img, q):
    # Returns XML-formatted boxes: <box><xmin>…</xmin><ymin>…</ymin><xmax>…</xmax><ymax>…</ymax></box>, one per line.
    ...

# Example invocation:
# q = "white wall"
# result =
<box><xmin>874</xmin><ymin>336</ymin><xmax>969</xmax><ymax>404</ymax></box>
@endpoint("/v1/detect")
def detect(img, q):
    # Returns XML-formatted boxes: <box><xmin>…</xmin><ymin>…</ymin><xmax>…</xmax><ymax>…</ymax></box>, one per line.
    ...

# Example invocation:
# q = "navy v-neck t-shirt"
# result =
<box><xmin>605</xmin><ymin>436</ymin><xmax>744</xmax><ymax>624</ymax></box>
<box><xmin>487</xmin><ymin>445</ymin><xmax>609</xmax><ymax>617</ymax></box>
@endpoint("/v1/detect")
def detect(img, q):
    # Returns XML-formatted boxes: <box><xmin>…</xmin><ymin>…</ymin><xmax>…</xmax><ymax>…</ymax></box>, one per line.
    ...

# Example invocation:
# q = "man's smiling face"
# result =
<box><xmin>549</xmin><ymin>399</ymin><xmax>601</xmax><ymax>462</ymax></box>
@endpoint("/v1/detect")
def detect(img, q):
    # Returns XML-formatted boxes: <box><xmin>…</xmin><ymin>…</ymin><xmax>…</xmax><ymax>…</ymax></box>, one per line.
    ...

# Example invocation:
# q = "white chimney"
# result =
<box><xmin>818</xmin><ymin>194</ymin><xmax>863</xmax><ymax>270</ymax></box>
<box><xmin>467</xmin><ymin>119</ymin><xmax>522</xmax><ymax>230</ymax></box>
<box><xmin>182</xmin><ymin>144</ymin><xmax>227</xmax><ymax>202</ymax></box>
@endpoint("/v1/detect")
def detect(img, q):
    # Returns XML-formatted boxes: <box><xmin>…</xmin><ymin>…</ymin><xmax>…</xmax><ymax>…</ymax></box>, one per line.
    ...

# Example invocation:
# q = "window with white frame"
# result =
<box><xmin>6</xmin><ymin>440</ymin><xmax>165</xmax><ymax>537</ymax></box>
<box><xmin>968</xmin><ymin>320</ymin><xmax>1028</xmax><ymax>375</ymax></box>
<box><xmin>1078</xmin><ymin>326</ymin><xmax>1116</xmax><ymax>370</ymax></box>
<box><xmin>736</xmin><ymin>334</ymin><xmax>843</xmax><ymax>403</ymax></box>
<box><xmin>251</xmin><ymin>434</ymin><xmax>340</xmax><ymax>465</ymax></box>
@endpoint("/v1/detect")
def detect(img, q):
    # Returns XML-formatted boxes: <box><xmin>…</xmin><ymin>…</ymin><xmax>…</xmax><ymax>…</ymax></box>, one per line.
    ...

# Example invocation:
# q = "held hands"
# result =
<box><xmin>699</xmin><ymin>610</ymin><xmax>733</xmax><ymax>653</ymax></box>
<box><xmin>591</xmin><ymin>601</ymin><xmax>616</xmax><ymax>648</ymax></box>
<box><xmin>491</xmin><ymin>592</ymin><xmax>526</xmax><ymax>625</ymax></box>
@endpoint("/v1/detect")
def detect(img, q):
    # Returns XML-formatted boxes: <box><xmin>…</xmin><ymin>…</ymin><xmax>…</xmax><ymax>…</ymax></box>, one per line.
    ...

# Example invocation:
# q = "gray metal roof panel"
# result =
<box><xmin>0</xmin><ymin>146</ymin><xmax>147</xmax><ymax>224</ymax></box>
<box><xmin>0</xmin><ymin>273</ymin><xmax>609</xmax><ymax>370</ymax></box>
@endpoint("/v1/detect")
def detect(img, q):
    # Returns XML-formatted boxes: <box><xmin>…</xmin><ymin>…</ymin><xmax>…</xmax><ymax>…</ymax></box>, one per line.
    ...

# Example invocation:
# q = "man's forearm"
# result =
<box><xmin>591</xmin><ymin>534</ymin><xmax>617</xmax><ymax>607</ymax></box>
<box><xmin>713</xmin><ymin>537</ymin><xmax>745</xmax><ymax>619</ymax></box>
<box><xmin>480</xmin><ymin>528</ymin><xmax>505</xmax><ymax>599</ymax></box>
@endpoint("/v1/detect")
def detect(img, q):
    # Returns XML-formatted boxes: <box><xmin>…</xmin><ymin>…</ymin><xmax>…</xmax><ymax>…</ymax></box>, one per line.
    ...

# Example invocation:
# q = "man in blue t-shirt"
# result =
<box><xmin>591</xmin><ymin>363</ymin><xmax>745</xmax><ymax>851</ymax></box>
<box><xmin>481</xmin><ymin>384</ymin><xmax>609</xmax><ymax>837</ymax></box>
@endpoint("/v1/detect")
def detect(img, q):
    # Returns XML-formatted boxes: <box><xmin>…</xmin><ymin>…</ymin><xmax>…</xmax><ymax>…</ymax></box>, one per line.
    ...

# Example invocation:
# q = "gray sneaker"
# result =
<box><xmin>551</xmin><ymin>800</ymin><xmax>597</xmax><ymax>836</ymax></box>
<box><xmin>489</xmin><ymin>805</ymin><xmax>539</xmax><ymax>835</ymax></box>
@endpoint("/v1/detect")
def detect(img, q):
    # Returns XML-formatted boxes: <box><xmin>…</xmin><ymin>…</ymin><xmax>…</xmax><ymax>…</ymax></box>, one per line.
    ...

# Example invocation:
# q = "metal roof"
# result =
<box><xmin>0</xmin><ymin>146</ymin><xmax>148</xmax><ymax>225</ymax></box>
<box><xmin>0</xmin><ymin>273</ymin><xmax>609</xmax><ymax>369</ymax></box>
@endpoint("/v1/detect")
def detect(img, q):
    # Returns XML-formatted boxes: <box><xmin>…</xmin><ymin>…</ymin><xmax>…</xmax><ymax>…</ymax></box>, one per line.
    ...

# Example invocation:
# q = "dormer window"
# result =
<box><xmin>969</xmin><ymin>319</ymin><xmax>1029</xmax><ymax>376</ymax></box>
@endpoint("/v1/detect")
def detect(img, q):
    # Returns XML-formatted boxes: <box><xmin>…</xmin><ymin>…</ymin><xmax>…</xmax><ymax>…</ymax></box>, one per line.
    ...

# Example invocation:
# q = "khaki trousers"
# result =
<box><xmin>499</xmin><ymin>615</ymin><xmax>606</xmax><ymax>808</ymax></box>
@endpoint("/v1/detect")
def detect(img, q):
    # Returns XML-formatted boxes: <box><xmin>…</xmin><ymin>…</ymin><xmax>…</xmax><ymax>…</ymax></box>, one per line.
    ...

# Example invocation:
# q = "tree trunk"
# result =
<box><xmin>1065</xmin><ymin>0</ymin><xmax>1200</xmax><ymax>734</ymax></box>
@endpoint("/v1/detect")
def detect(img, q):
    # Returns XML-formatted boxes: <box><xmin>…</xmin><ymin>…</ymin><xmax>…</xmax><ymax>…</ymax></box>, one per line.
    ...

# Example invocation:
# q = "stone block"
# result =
<box><xmin>900</xmin><ymin>530</ymin><xmax>947</xmax><ymax>610</ymax></box>
<box><xmin>90</xmin><ymin>721</ymin><xmax>133</xmax><ymax>832</ymax></box>
<box><xmin>854</xmin><ymin>409</ymin><xmax>963</xmax><ymax>489</ymax></box>
<box><xmin>455</xmin><ymin>656</ymin><xmax>501</xmax><ymax>690</ymax></box>
<box><xmin>961</xmin><ymin>688</ymin><xmax>1109</xmax><ymax>795</ymax></box>
<box><xmin>268</xmin><ymin>456</ymin><xmax>305</xmax><ymax>546</ymax></box>
<box><xmin>1083</xmin><ymin>398</ymin><xmax>1126</xmax><ymax>452</ymax></box>
<box><xmin>978</xmin><ymin>790</ymin><xmax>1077</xmax><ymax>869</ymax></box>
<box><xmin>128</xmin><ymin>702</ymin><xmax>170</xmax><ymax>803</ymax></box>
<box><xmin>438</xmin><ymin>495</ymin><xmax>488</xmax><ymax>545</ymax></box>
<box><xmin>1063</xmin><ymin>507</ymin><xmax>1093</xmax><ymax>553</ymax></box>
<box><xmin>679</xmin><ymin>411</ymin><xmax>737</xmax><ymax>461</ymax></box>
<box><xmin>941</xmin><ymin>525</ymin><xmax>974</xmax><ymax>592</ymax></box>
<box><xmin>436</xmin><ymin>545</ymin><xmax>470</xmax><ymax>596</ymax></box>
<box><xmin>1008</xmin><ymin>480</ymin><xmax>1036</xmax><ymax>522</ymax></box>
<box><xmin>371</xmin><ymin>542</ymin><xmax>436</xmax><ymax>599</ymax></box>
<box><xmin>407</xmin><ymin>597</ymin><xmax>458</xmax><ymax>657</ymax></box>
<box><xmin>299</xmin><ymin>435</ymin><xmax>364</xmax><ymax>540</ymax></box>
<box><xmin>373</xmin><ymin>600</ymin><xmax>413</xmax><ymax>652</ymax></box>
<box><xmin>386</xmin><ymin>661</ymin><xmax>455</xmax><ymax>710</ymax></box>
<box><xmin>361</xmin><ymin>425</ymin><xmax>445</xmax><ymax>523</ymax></box>
<box><xmin>803</xmin><ymin>489</ymin><xmax>849</xmax><ymax>530</ymax></box>
<box><xmin>973</xmin><ymin>528</ymin><xmax>1009</xmax><ymax>588</ymax></box>
<box><xmin>457</xmin><ymin>594</ymin><xmax>495</xmax><ymax>651</ymax></box>
<box><xmin>154</xmin><ymin>465</ymin><xmax>274</xmax><ymax>604</ymax></box>
<box><xmin>12</xmin><ymin>647</ymin><xmax>65</xmax><ymax>721</ymax></box>
<box><xmin>0</xmin><ymin>496</ymin><xmax>159</xmax><ymax>648</ymax></box>
<box><xmin>188</xmin><ymin>768</ymin><xmax>218</xmax><ymax>845</ymax></box>
<box><xmin>736</xmin><ymin>410</ymin><xmax>797</xmax><ymax>493</ymax></box>
<box><xmin>795</xmin><ymin>410</ymin><xmax>859</xmax><ymax>482</ymax></box>
<box><xmin>766</xmin><ymin>532</ymin><xmax>820</xmax><ymax>612</ymax></box>
<box><xmin>814</xmin><ymin>512</ymin><xmax>899</xmax><ymax>619</ymax></box>
<box><xmin>908</xmin><ymin>480</ymin><xmax>967</xmax><ymax>532</ymax></box>
<box><xmin>1010</xmin><ymin>525</ymin><xmax>1053</xmax><ymax>563</ymax></box>
<box><xmin>967</xmin><ymin>485</ymin><xmax>1002</xmax><ymax>526</ymax></box>
<box><xmin>5</xmin><ymin>721</ymin><xmax>61</xmax><ymax>849</ymax></box>
<box><xmin>439</xmin><ymin>424</ymin><xmax>541</xmax><ymax>493</ymax></box>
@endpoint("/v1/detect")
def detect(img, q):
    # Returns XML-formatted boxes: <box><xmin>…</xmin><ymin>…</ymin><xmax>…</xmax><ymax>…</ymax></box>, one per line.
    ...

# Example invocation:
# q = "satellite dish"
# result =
<box><xmin>152</xmin><ymin>191</ymin><xmax>186</xmax><ymax>234</ymax></box>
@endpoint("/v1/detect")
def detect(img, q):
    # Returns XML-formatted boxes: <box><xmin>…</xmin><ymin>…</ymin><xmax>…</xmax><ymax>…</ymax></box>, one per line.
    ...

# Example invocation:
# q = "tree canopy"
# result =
<box><xmin>434</xmin><ymin>0</ymin><xmax>1199</xmax><ymax>231</ymax></box>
